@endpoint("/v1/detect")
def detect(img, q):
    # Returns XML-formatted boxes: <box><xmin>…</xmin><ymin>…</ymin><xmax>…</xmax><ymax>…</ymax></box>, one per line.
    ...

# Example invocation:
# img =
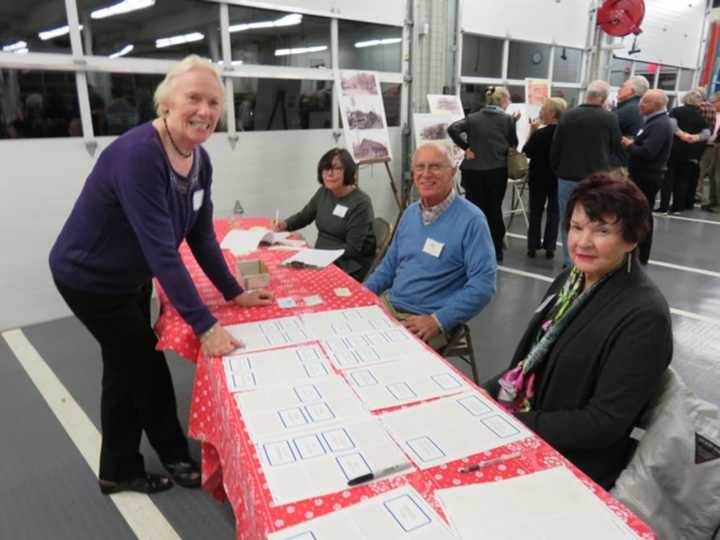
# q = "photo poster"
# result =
<box><xmin>525</xmin><ymin>78</ymin><xmax>550</xmax><ymax>107</ymax></box>
<box><xmin>427</xmin><ymin>94</ymin><xmax>464</xmax><ymax>121</ymax></box>
<box><xmin>337</xmin><ymin>70</ymin><xmax>392</xmax><ymax>164</ymax></box>
<box><xmin>413</xmin><ymin>113</ymin><xmax>464</xmax><ymax>168</ymax></box>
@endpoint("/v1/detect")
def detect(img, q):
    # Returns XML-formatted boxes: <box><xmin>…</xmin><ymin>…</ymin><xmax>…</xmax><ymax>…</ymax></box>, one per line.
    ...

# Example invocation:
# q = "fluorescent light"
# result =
<box><xmin>91</xmin><ymin>0</ymin><xmax>155</xmax><ymax>20</ymax></box>
<box><xmin>229</xmin><ymin>13</ymin><xmax>302</xmax><ymax>33</ymax></box>
<box><xmin>218</xmin><ymin>59</ymin><xmax>244</xmax><ymax>66</ymax></box>
<box><xmin>275</xmin><ymin>45</ymin><xmax>327</xmax><ymax>56</ymax></box>
<box><xmin>109</xmin><ymin>44</ymin><xmax>134</xmax><ymax>58</ymax></box>
<box><xmin>2</xmin><ymin>40</ymin><xmax>27</xmax><ymax>52</ymax></box>
<box><xmin>354</xmin><ymin>38</ymin><xmax>402</xmax><ymax>48</ymax></box>
<box><xmin>39</xmin><ymin>25</ymin><xmax>83</xmax><ymax>41</ymax></box>
<box><xmin>155</xmin><ymin>32</ymin><xmax>204</xmax><ymax>49</ymax></box>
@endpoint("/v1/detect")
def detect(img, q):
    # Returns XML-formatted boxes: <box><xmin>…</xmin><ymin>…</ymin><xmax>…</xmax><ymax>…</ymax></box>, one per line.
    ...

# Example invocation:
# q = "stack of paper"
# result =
<box><xmin>221</xmin><ymin>228</ymin><xmax>303</xmax><ymax>255</ymax></box>
<box><xmin>223</xmin><ymin>345</ymin><xmax>331</xmax><ymax>393</ymax></box>
<box><xmin>226</xmin><ymin>316</ymin><xmax>309</xmax><ymax>352</ymax></box>
<box><xmin>256</xmin><ymin>417</ymin><xmax>413</xmax><ymax>505</ymax></box>
<box><xmin>268</xmin><ymin>486</ymin><xmax>457</xmax><ymax>539</ymax></box>
<box><xmin>301</xmin><ymin>305</ymin><xmax>398</xmax><ymax>337</ymax></box>
<box><xmin>343</xmin><ymin>359</ymin><xmax>471</xmax><ymax>410</ymax></box>
<box><xmin>380</xmin><ymin>391</ymin><xmax>530</xmax><ymax>468</ymax></box>
<box><xmin>436</xmin><ymin>467</ymin><xmax>640</xmax><ymax>540</ymax></box>
<box><xmin>282</xmin><ymin>248</ymin><xmax>345</xmax><ymax>269</ymax></box>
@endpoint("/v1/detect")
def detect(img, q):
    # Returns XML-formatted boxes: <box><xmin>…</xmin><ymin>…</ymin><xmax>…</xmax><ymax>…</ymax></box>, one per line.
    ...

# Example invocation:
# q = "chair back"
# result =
<box><xmin>369</xmin><ymin>217</ymin><xmax>392</xmax><ymax>274</ymax></box>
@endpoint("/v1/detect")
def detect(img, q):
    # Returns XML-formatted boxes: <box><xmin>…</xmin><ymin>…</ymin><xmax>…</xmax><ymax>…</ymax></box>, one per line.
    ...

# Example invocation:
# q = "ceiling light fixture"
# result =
<box><xmin>275</xmin><ymin>45</ymin><xmax>327</xmax><ymax>56</ymax></box>
<box><xmin>109</xmin><ymin>44</ymin><xmax>134</xmax><ymax>58</ymax></box>
<box><xmin>229</xmin><ymin>13</ymin><xmax>302</xmax><ymax>33</ymax></box>
<box><xmin>39</xmin><ymin>25</ymin><xmax>83</xmax><ymax>41</ymax></box>
<box><xmin>91</xmin><ymin>0</ymin><xmax>155</xmax><ymax>20</ymax></box>
<box><xmin>354</xmin><ymin>37</ymin><xmax>402</xmax><ymax>48</ymax></box>
<box><xmin>156</xmin><ymin>32</ymin><xmax>204</xmax><ymax>49</ymax></box>
<box><xmin>2</xmin><ymin>40</ymin><xmax>27</xmax><ymax>52</ymax></box>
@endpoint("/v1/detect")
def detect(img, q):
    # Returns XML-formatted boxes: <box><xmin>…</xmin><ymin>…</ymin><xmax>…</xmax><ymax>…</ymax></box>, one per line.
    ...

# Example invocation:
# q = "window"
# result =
<box><xmin>508</xmin><ymin>41</ymin><xmax>550</xmax><ymax>80</ymax></box>
<box><xmin>233</xmin><ymin>78</ymin><xmax>332</xmax><ymax>131</ymax></box>
<box><xmin>0</xmin><ymin>69</ymin><xmax>82</xmax><ymax>138</ymax></box>
<box><xmin>658</xmin><ymin>66</ymin><xmax>678</xmax><ymax>91</ymax></box>
<box><xmin>633</xmin><ymin>62</ymin><xmax>657</xmax><ymax>87</ymax></box>
<box><xmin>609</xmin><ymin>56</ymin><xmax>632</xmax><ymax>87</ymax></box>
<box><xmin>552</xmin><ymin>47</ymin><xmax>582</xmax><ymax>83</ymax></box>
<box><xmin>460</xmin><ymin>83</ymin><xmax>487</xmax><ymax>113</ymax></box>
<box><xmin>678</xmin><ymin>68</ymin><xmax>694</xmax><ymax>91</ymax></box>
<box><xmin>0</xmin><ymin>0</ymin><xmax>71</xmax><ymax>54</ymax></box>
<box><xmin>77</xmin><ymin>0</ymin><xmax>221</xmax><ymax>61</ymax></box>
<box><xmin>338</xmin><ymin>20</ymin><xmax>402</xmax><ymax>72</ymax></box>
<box><xmin>507</xmin><ymin>85</ymin><xmax>525</xmax><ymax>103</ymax></box>
<box><xmin>552</xmin><ymin>87</ymin><xmax>580</xmax><ymax>109</ymax></box>
<box><xmin>228</xmin><ymin>6</ymin><xmax>330</xmax><ymax>68</ymax></box>
<box><xmin>461</xmin><ymin>35</ymin><xmax>503</xmax><ymax>78</ymax></box>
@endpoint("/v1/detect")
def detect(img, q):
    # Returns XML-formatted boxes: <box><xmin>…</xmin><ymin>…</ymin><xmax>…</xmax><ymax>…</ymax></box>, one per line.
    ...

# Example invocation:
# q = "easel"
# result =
<box><xmin>358</xmin><ymin>159</ymin><xmax>406</xmax><ymax>210</ymax></box>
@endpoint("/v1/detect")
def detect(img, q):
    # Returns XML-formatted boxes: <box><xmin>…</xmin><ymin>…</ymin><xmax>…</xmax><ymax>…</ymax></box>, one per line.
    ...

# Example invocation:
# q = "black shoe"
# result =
<box><xmin>163</xmin><ymin>459</ymin><xmax>201</xmax><ymax>488</ymax></box>
<box><xmin>545</xmin><ymin>250</ymin><xmax>555</xmax><ymax>260</ymax></box>
<box><xmin>527</xmin><ymin>249</ymin><xmax>536</xmax><ymax>258</ymax></box>
<box><xmin>701</xmin><ymin>205</ymin><xmax>717</xmax><ymax>213</ymax></box>
<box><xmin>496</xmin><ymin>254</ymin><xmax>504</xmax><ymax>263</ymax></box>
<box><xmin>653</xmin><ymin>207</ymin><xmax>667</xmax><ymax>213</ymax></box>
<box><xmin>99</xmin><ymin>473</ymin><xmax>173</xmax><ymax>495</ymax></box>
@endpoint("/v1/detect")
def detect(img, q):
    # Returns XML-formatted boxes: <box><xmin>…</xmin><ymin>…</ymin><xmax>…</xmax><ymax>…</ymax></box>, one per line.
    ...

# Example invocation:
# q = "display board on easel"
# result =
<box><xmin>336</xmin><ymin>70</ymin><xmax>402</xmax><ymax>207</ymax></box>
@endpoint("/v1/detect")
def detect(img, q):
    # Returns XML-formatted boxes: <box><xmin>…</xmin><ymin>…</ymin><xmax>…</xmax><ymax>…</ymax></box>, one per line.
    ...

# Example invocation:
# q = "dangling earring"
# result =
<box><xmin>626</xmin><ymin>251</ymin><xmax>632</xmax><ymax>274</ymax></box>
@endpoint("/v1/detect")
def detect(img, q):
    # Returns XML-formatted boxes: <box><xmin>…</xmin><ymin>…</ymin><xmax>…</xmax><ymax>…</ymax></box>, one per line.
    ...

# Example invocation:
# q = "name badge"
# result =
<box><xmin>192</xmin><ymin>189</ymin><xmax>204</xmax><ymax>211</ymax></box>
<box><xmin>332</xmin><ymin>204</ymin><xmax>348</xmax><ymax>218</ymax></box>
<box><xmin>422</xmin><ymin>237</ymin><xmax>444</xmax><ymax>257</ymax></box>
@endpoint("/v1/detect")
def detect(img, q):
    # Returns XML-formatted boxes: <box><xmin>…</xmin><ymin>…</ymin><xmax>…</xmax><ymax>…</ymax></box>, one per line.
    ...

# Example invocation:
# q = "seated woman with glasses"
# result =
<box><xmin>273</xmin><ymin>148</ymin><xmax>377</xmax><ymax>281</ymax></box>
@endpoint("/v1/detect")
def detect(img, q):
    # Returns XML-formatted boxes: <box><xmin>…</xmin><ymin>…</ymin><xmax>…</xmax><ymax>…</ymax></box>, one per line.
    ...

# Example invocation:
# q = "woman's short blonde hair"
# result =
<box><xmin>681</xmin><ymin>90</ymin><xmax>704</xmax><ymax>107</ymax></box>
<box><xmin>153</xmin><ymin>55</ymin><xmax>224</xmax><ymax>117</ymax></box>
<box><xmin>543</xmin><ymin>97</ymin><xmax>567</xmax><ymax>120</ymax></box>
<box><xmin>486</xmin><ymin>86</ymin><xmax>511</xmax><ymax>107</ymax></box>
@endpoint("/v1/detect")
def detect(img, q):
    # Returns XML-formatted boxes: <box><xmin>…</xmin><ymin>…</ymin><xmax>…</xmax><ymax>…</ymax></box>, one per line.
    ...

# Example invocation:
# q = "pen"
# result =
<box><xmin>347</xmin><ymin>462</ymin><xmax>413</xmax><ymax>486</ymax></box>
<box><xmin>273</xmin><ymin>208</ymin><xmax>279</xmax><ymax>228</ymax></box>
<box><xmin>458</xmin><ymin>451</ymin><xmax>522</xmax><ymax>473</ymax></box>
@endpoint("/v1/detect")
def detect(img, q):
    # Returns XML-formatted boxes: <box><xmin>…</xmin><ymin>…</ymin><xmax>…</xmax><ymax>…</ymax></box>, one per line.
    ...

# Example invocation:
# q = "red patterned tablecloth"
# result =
<box><xmin>154</xmin><ymin>218</ymin><xmax>656</xmax><ymax>540</ymax></box>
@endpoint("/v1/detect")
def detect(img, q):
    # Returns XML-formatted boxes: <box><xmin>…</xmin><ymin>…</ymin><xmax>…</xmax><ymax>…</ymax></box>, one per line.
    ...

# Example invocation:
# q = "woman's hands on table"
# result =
<box><xmin>200</xmin><ymin>323</ymin><xmax>243</xmax><ymax>357</ymax></box>
<box><xmin>234</xmin><ymin>289</ymin><xmax>275</xmax><ymax>307</ymax></box>
<box><xmin>272</xmin><ymin>220</ymin><xmax>288</xmax><ymax>232</ymax></box>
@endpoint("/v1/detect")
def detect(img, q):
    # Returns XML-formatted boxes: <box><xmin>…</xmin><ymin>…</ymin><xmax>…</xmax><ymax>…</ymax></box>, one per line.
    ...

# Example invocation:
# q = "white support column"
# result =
<box><xmin>330</xmin><ymin>17</ymin><xmax>340</xmax><ymax>131</ymax></box>
<box><xmin>219</xmin><ymin>3</ymin><xmax>238</xmax><ymax>144</ymax></box>
<box><xmin>65</xmin><ymin>0</ymin><xmax>95</xmax><ymax>150</ymax></box>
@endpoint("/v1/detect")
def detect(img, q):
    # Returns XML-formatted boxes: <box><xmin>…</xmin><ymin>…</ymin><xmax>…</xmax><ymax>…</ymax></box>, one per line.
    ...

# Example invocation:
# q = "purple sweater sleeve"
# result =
<box><xmin>114</xmin><ymin>143</ymin><xmax>217</xmax><ymax>335</ymax></box>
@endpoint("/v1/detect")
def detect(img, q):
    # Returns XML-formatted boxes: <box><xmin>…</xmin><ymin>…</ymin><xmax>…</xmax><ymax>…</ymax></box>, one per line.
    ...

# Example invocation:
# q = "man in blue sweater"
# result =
<box><xmin>365</xmin><ymin>144</ymin><xmax>497</xmax><ymax>348</ymax></box>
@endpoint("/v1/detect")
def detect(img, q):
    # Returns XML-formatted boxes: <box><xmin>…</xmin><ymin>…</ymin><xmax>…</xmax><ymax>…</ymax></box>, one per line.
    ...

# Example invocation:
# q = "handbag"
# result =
<box><xmin>507</xmin><ymin>147</ymin><xmax>529</xmax><ymax>179</ymax></box>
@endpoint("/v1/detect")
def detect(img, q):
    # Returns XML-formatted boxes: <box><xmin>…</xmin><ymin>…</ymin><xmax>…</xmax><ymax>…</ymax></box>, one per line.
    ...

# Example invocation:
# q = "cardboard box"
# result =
<box><xmin>236</xmin><ymin>259</ymin><xmax>270</xmax><ymax>290</ymax></box>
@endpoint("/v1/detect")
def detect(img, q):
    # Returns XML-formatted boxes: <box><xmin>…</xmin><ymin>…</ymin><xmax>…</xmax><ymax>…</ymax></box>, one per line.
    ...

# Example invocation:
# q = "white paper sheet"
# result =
<box><xmin>226</xmin><ymin>316</ymin><xmax>310</xmax><ymax>352</ymax></box>
<box><xmin>221</xmin><ymin>228</ymin><xmax>272</xmax><ymax>255</ymax></box>
<box><xmin>320</xmin><ymin>328</ymin><xmax>430</xmax><ymax>370</ymax></box>
<box><xmin>234</xmin><ymin>376</ymin><xmax>371</xmax><ymax>441</ymax></box>
<box><xmin>223</xmin><ymin>345</ymin><xmax>331</xmax><ymax>393</ymax></box>
<box><xmin>257</xmin><ymin>417</ymin><xmax>413</xmax><ymax>506</ymax></box>
<box><xmin>301</xmin><ymin>305</ymin><xmax>398</xmax><ymax>337</ymax></box>
<box><xmin>283</xmin><ymin>248</ymin><xmax>345</xmax><ymax>269</ymax></box>
<box><xmin>380</xmin><ymin>391</ymin><xmax>531</xmax><ymax>468</ymax></box>
<box><xmin>436</xmin><ymin>467</ymin><xmax>640</xmax><ymax>540</ymax></box>
<box><xmin>268</xmin><ymin>485</ymin><xmax>457</xmax><ymax>540</ymax></box>
<box><xmin>343</xmin><ymin>358</ymin><xmax>471</xmax><ymax>410</ymax></box>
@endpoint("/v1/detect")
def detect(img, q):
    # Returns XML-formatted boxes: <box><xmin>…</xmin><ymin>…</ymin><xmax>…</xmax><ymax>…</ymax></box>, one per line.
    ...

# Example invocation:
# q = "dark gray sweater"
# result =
<box><xmin>447</xmin><ymin>106</ymin><xmax>518</xmax><ymax>171</ymax></box>
<box><xmin>285</xmin><ymin>187</ymin><xmax>376</xmax><ymax>281</ymax></box>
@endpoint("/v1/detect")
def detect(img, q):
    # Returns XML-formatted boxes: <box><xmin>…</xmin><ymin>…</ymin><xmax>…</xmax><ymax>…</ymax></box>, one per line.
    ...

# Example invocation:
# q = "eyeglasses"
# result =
<box><xmin>323</xmin><ymin>166</ymin><xmax>344</xmax><ymax>173</ymax></box>
<box><xmin>413</xmin><ymin>163</ymin><xmax>448</xmax><ymax>174</ymax></box>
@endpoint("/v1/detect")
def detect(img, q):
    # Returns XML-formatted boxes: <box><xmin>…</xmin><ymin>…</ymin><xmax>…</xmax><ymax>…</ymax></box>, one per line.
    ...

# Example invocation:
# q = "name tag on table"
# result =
<box><xmin>192</xmin><ymin>189</ymin><xmax>204</xmax><ymax>211</ymax></box>
<box><xmin>422</xmin><ymin>237</ymin><xmax>444</xmax><ymax>258</ymax></box>
<box><xmin>333</xmin><ymin>204</ymin><xmax>349</xmax><ymax>218</ymax></box>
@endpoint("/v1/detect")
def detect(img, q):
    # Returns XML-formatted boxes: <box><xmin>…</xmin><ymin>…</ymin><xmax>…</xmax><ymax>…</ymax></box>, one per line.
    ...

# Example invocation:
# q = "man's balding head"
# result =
<box><xmin>639</xmin><ymin>90</ymin><xmax>668</xmax><ymax>116</ymax></box>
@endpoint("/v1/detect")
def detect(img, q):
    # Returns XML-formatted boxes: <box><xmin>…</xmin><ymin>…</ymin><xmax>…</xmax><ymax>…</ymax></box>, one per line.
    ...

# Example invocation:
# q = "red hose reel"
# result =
<box><xmin>597</xmin><ymin>0</ymin><xmax>645</xmax><ymax>37</ymax></box>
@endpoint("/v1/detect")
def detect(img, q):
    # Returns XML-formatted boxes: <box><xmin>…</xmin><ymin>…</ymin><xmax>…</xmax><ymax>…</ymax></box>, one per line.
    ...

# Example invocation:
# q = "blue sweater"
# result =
<box><xmin>365</xmin><ymin>197</ymin><xmax>496</xmax><ymax>330</ymax></box>
<box><xmin>49</xmin><ymin>122</ymin><xmax>242</xmax><ymax>335</ymax></box>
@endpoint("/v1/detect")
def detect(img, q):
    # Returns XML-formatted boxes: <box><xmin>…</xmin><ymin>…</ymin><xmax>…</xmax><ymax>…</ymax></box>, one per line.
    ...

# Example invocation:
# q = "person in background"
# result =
<box><xmin>523</xmin><ymin>97</ymin><xmax>567</xmax><ymax>259</ymax></box>
<box><xmin>611</xmin><ymin>75</ymin><xmax>650</xmax><ymax>175</ymax></box>
<box><xmin>698</xmin><ymin>93</ymin><xmax>720</xmax><ymax>213</ymax></box>
<box><xmin>273</xmin><ymin>148</ymin><xmax>376</xmax><ymax>282</ymax></box>
<box><xmin>658</xmin><ymin>90</ymin><xmax>708</xmax><ymax>213</ymax></box>
<box><xmin>49</xmin><ymin>55</ymin><xmax>273</xmax><ymax>496</ymax></box>
<box><xmin>550</xmin><ymin>79</ymin><xmax>624</xmax><ymax>267</ymax></box>
<box><xmin>622</xmin><ymin>90</ymin><xmax>674</xmax><ymax>265</ymax></box>
<box><xmin>447</xmin><ymin>86</ymin><xmax>519</xmax><ymax>262</ymax></box>
<box><xmin>482</xmin><ymin>174</ymin><xmax>672</xmax><ymax>490</ymax></box>
<box><xmin>365</xmin><ymin>143</ymin><xmax>496</xmax><ymax>350</ymax></box>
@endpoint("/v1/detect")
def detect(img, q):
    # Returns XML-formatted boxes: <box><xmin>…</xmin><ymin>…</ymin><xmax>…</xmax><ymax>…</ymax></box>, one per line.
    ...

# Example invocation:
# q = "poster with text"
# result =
<box><xmin>337</xmin><ymin>70</ymin><xmax>392</xmax><ymax>163</ymax></box>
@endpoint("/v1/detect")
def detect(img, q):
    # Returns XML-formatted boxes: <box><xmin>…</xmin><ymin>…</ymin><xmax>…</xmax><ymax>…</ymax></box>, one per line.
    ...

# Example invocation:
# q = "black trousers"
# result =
<box><xmin>54</xmin><ymin>279</ymin><xmax>190</xmax><ymax>482</ymax></box>
<box><xmin>527</xmin><ymin>178</ymin><xmax>559</xmax><ymax>252</ymax></box>
<box><xmin>462</xmin><ymin>167</ymin><xmax>508</xmax><ymax>259</ymax></box>
<box><xmin>631</xmin><ymin>172</ymin><xmax>663</xmax><ymax>265</ymax></box>
<box><xmin>660</xmin><ymin>160</ymin><xmax>698</xmax><ymax>211</ymax></box>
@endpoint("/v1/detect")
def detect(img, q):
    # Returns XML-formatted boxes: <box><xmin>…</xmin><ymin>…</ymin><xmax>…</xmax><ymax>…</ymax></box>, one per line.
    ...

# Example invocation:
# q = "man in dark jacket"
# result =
<box><xmin>612</xmin><ymin>75</ymin><xmax>650</xmax><ymax>171</ymax></box>
<box><xmin>550</xmin><ymin>79</ymin><xmax>624</xmax><ymax>265</ymax></box>
<box><xmin>622</xmin><ymin>90</ymin><xmax>673</xmax><ymax>264</ymax></box>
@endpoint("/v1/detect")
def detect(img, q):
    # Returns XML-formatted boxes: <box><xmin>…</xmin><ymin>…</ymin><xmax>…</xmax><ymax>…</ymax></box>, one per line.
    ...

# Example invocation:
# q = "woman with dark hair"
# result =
<box><xmin>483</xmin><ymin>174</ymin><xmax>672</xmax><ymax>490</ymax></box>
<box><xmin>274</xmin><ymin>148</ymin><xmax>376</xmax><ymax>281</ymax></box>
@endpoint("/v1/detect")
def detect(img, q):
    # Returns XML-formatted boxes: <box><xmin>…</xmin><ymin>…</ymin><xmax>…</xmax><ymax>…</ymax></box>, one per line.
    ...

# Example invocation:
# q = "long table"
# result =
<box><xmin>154</xmin><ymin>218</ymin><xmax>656</xmax><ymax>540</ymax></box>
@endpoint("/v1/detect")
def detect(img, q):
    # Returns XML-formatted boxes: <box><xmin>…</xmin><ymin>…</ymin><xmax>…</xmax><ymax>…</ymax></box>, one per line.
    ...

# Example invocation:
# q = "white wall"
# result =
<box><xmin>0</xmin><ymin>128</ymin><xmax>402</xmax><ymax>331</ymax></box>
<box><xmin>613</xmin><ymin>0</ymin><xmax>707</xmax><ymax>68</ymax></box>
<box><xmin>461</xmin><ymin>0</ymin><xmax>593</xmax><ymax>49</ymax></box>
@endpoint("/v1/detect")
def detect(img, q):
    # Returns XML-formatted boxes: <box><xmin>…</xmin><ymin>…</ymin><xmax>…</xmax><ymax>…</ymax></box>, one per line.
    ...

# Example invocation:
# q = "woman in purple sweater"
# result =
<box><xmin>49</xmin><ymin>56</ymin><xmax>272</xmax><ymax>495</ymax></box>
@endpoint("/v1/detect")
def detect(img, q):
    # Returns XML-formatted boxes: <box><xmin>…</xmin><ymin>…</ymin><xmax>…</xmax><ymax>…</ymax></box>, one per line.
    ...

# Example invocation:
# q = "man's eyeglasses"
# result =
<box><xmin>413</xmin><ymin>163</ymin><xmax>448</xmax><ymax>174</ymax></box>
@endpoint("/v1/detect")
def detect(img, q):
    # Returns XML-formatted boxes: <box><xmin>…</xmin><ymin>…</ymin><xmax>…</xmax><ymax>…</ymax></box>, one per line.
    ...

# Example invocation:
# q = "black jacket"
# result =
<box><xmin>447</xmin><ymin>106</ymin><xmax>518</xmax><ymax>171</ymax></box>
<box><xmin>550</xmin><ymin>104</ymin><xmax>624</xmax><ymax>181</ymax></box>
<box><xmin>669</xmin><ymin>105</ymin><xmax>707</xmax><ymax>163</ymax></box>
<box><xmin>612</xmin><ymin>96</ymin><xmax>644</xmax><ymax>167</ymax></box>
<box><xmin>522</xmin><ymin>124</ymin><xmax>557</xmax><ymax>187</ymax></box>
<box><xmin>483</xmin><ymin>262</ymin><xmax>672</xmax><ymax>489</ymax></box>
<box><xmin>628</xmin><ymin>111</ymin><xmax>674</xmax><ymax>177</ymax></box>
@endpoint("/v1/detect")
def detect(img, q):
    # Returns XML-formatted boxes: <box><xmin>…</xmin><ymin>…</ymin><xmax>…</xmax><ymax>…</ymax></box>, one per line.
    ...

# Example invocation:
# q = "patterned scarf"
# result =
<box><xmin>497</xmin><ymin>267</ymin><xmax>614</xmax><ymax>412</ymax></box>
